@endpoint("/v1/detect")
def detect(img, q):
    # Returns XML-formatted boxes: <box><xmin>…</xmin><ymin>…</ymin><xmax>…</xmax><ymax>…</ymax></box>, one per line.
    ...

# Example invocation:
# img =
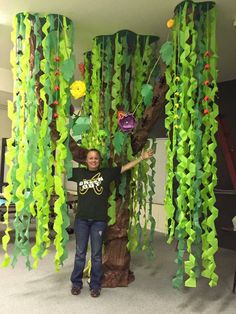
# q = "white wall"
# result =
<box><xmin>0</xmin><ymin>104</ymin><xmax>11</xmax><ymax>185</ymax></box>
<box><xmin>151</xmin><ymin>138</ymin><xmax>167</xmax><ymax>233</ymax></box>
<box><xmin>0</xmin><ymin>105</ymin><xmax>11</xmax><ymax>138</ymax></box>
<box><xmin>0</xmin><ymin>68</ymin><xmax>13</xmax><ymax>163</ymax></box>
<box><xmin>0</xmin><ymin>68</ymin><xmax>13</xmax><ymax>94</ymax></box>
<box><xmin>66</xmin><ymin>160</ymin><xmax>78</xmax><ymax>192</ymax></box>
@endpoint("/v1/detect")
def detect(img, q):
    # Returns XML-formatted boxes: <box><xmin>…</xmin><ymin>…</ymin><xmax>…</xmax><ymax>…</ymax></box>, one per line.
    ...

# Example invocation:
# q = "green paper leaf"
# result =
<box><xmin>141</xmin><ymin>84</ymin><xmax>153</xmax><ymax>106</ymax></box>
<box><xmin>113</xmin><ymin>131</ymin><xmax>125</xmax><ymax>155</ymax></box>
<box><xmin>72</xmin><ymin>116</ymin><xmax>90</xmax><ymax>136</ymax></box>
<box><xmin>108</xmin><ymin>183</ymin><xmax>116</xmax><ymax>225</ymax></box>
<box><xmin>60</xmin><ymin>58</ymin><xmax>75</xmax><ymax>81</ymax></box>
<box><xmin>98</xmin><ymin>129</ymin><xmax>107</xmax><ymax>138</ymax></box>
<box><xmin>47</xmin><ymin>31</ymin><xmax>58</xmax><ymax>50</ymax></box>
<box><xmin>160</xmin><ymin>41</ymin><xmax>173</xmax><ymax>66</ymax></box>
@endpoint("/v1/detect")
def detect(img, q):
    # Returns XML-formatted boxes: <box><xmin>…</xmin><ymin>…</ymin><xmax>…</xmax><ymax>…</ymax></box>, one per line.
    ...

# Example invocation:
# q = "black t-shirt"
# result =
<box><xmin>69</xmin><ymin>167</ymin><xmax>121</xmax><ymax>221</ymax></box>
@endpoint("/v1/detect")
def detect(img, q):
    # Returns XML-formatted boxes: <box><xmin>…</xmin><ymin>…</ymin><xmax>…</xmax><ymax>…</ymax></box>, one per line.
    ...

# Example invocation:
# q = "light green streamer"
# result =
<box><xmin>200</xmin><ymin>6</ymin><xmax>219</xmax><ymax>287</ymax></box>
<box><xmin>131</xmin><ymin>36</ymin><xmax>143</xmax><ymax>116</ymax></box>
<box><xmin>53</xmin><ymin>16</ymin><xmax>74</xmax><ymax>269</ymax></box>
<box><xmin>31</xmin><ymin>15</ymin><xmax>52</xmax><ymax>268</ymax></box>
<box><xmin>1</xmin><ymin>15</ymin><xmax>18</xmax><ymax>266</ymax></box>
<box><xmin>12</xmin><ymin>13</ymin><xmax>32</xmax><ymax>268</ymax></box>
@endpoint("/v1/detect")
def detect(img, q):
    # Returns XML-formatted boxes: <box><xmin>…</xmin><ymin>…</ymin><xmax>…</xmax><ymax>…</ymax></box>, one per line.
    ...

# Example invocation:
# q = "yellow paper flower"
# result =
<box><xmin>167</xmin><ymin>19</ymin><xmax>174</xmax><ymax>29</ymax></box>
<box><xmin>70</xmin><ymin>80</ymin><xmax>86</xmax><ymax>99</ymax></box>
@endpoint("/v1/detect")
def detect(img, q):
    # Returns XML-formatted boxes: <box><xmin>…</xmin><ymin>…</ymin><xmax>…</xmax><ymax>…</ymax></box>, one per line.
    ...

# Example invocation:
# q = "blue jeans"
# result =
<box><xmin>70</xmin><ymin>218</ymin><xmax>107</xmax><ymax>290</ymax></box>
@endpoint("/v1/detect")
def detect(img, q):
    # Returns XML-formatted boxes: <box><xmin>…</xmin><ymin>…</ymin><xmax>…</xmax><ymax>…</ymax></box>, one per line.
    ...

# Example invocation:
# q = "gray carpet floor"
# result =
<box><xmin>0</xmin><ymin>226</ymin><xmax>235</xmax><ymax>314</ymax></box>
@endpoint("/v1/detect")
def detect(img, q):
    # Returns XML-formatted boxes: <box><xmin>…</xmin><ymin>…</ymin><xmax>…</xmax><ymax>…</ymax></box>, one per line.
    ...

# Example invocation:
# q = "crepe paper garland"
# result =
<box><xmin>80</xmin><ymin>30</ymin><xmax>159</xmax><ymax>254</ymax></box>
<box><xmin>1</xmin><ymin>13</ymin><xmax>74</xmax><ymax>270</ymax></box>
<box><xmin>164</xmin><ymin>0</ymin><xmax>219</xmax><ymax>288</ymax></box>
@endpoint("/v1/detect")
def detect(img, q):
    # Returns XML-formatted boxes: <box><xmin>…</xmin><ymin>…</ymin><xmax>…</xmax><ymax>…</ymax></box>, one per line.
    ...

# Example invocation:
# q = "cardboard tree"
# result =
<box><xmin>73</xmin><ymin>30</ymin><xmax>165</xmax><ymax>286</ymax></box>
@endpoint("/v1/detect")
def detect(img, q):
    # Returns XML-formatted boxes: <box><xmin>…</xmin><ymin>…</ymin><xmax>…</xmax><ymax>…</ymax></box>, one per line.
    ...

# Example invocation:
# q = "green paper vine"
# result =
<box><xmin>2</xmin><ymin>13</ymin><xmax>74</xmax><ymax>270</ymax></box>
<box><xmin>164</xmin><ymin>0</ymin><xmax>219</xmax><ymax>289</ymax></box>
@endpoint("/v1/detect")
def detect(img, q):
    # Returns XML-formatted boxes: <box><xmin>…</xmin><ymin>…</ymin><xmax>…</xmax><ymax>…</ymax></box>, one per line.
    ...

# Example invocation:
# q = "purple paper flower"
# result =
<box><xmin>118</xmin><ymin>113</ymin><xmax>137</xmax><ymax>133</ymax></box>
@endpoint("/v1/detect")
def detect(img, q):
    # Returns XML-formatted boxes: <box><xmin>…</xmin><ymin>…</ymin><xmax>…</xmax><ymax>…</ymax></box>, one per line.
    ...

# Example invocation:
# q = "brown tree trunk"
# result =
<box><xmin>101</xmin><ymin>77</ymin><xmax>168</xmax><ymax>287</ymax></box>
<box><xmin>102</xmin><ymin>197</ymin><xmax>135</xmax><ymax>287</ymax></box>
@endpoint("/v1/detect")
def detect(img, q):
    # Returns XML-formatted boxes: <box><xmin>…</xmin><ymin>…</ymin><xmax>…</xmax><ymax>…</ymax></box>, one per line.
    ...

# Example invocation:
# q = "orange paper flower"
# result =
<box><xmin>117</xmin><ymin>111</ymin><xmax>125</xmax><ymax>120</ymax></box>
<box><xmin>167</xmin><ymin>19</ymin><xmax>174</xmax><ymax>28</ymax></box>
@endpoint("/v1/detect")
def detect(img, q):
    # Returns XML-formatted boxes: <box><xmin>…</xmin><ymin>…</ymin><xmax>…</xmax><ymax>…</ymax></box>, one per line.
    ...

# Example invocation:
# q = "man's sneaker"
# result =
<box><xmin>71</xmin><ymin>286</ymin><xmax>81</xmax><ymax>295</ymax></box>
<box><xmin>90</xmin><ymin>289</ymin><xmax>101</xmax><ymax>297</ymax></box>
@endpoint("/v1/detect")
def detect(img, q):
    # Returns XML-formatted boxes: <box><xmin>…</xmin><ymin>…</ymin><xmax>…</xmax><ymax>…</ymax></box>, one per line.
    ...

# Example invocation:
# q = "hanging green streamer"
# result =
<box><xmin>164</xmin><ymin>0</ymin><xmax>219</xmax><ymax>288</ymax></box>
<box><xmin>131</xmin><ymin>36</ymin><xmax>143</xmax><ymax>116</ymax></box>
<box><xmin>2</xmin><ymin>13</ymin><xmax>74</xmax><ymax>270</ymax></box>
<box><xmin>200</xmin><ymin>5</ymin><xmax>219</xmax><ymax>288</ymax></box>
<box><xmin>83</xmin><ymin>53</ymin><xmax>92</xmax><ymax>116</ymax></box>
<box><xmin>147</xmin><ymin>139</ymin><xmax>157</xmax><ymax>257</ymax></box>
<box><xmin>31</xmin><ymin>14</ymin><xmax>52</xmax><ymax>269</ymax></box>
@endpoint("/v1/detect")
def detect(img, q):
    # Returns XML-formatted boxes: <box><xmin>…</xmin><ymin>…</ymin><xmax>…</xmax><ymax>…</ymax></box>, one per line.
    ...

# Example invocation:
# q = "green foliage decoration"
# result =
<box><xmin>1</xmin><ymin>13</ymin><xmax>75</xmax><ymax>270</ymax></box>
<box><xmin>164</xmin><ymin>0</ymin><xmax>219</xmax><ymax>288</ymax></box>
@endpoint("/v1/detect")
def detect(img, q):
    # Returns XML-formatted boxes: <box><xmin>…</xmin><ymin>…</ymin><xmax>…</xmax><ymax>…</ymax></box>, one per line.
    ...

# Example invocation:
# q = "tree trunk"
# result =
<box><xmin>102</xmin><ymin>197</ymin><xmax>135</xmax><ymax>287</ymax></box>
<box><xmin>101</xmin><ymin>77</ymin><xmax>168</xmax><ymax>287</ymax></box>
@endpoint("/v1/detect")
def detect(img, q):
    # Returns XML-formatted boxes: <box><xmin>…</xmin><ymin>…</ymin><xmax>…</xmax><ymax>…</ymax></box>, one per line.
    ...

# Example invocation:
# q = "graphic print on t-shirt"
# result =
<box><xmin>78</xmin><ymin>172</ymin><xmax>104</xmax><ymax>195</ymax></box>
